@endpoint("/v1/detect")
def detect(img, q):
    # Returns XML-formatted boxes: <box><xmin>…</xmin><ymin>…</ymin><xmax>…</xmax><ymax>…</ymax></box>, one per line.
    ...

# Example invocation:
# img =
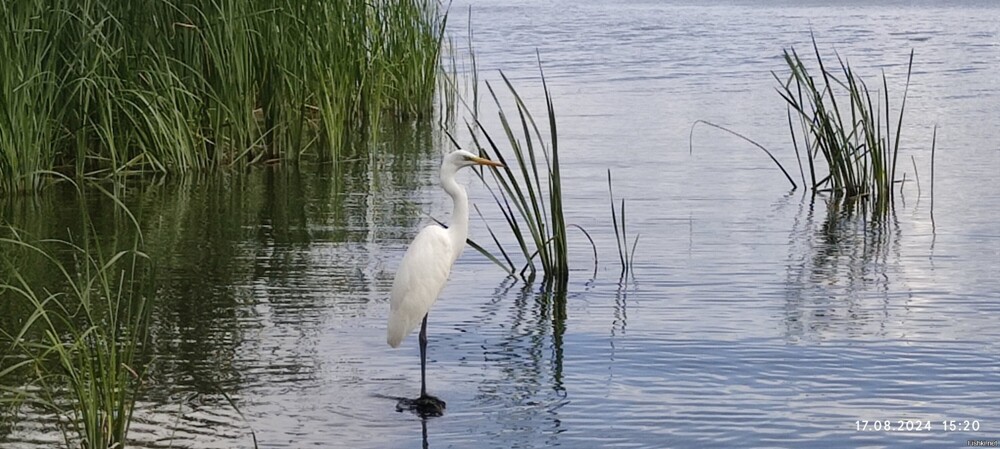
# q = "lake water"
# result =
<box><xmin>2</xmin><ymin>0</ymin><xmax>999</xmax><ymax>448</ymax></box>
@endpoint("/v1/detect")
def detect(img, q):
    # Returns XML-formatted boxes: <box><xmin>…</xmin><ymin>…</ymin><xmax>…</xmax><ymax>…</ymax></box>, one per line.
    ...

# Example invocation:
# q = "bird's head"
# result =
<box><xmin>443</xmin><ymin>149</ymin><xmax>504</xmax><ymax>171</ymax></box>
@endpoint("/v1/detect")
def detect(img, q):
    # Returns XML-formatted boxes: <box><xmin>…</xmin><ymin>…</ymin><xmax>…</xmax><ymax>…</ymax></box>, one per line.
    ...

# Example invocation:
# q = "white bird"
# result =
<box><xmin>387</xmin><ymin>149</ymin><xmax>503</xmax><ymax>413</ymax></box>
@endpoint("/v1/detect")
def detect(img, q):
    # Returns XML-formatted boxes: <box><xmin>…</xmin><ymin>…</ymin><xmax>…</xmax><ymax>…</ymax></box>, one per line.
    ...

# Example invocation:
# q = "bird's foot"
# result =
<box><xmin>396</xmin><ymin>394</ymin><xmax>446</xmax><ymax>417</ymax></box>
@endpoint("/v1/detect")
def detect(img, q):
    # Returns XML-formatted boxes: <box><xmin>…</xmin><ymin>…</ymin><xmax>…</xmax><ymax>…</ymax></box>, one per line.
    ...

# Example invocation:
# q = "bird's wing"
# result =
<box><xmin>387</xmin><ymin>225</ymin><xmax>455</xmax><ymax>348</ymax></box>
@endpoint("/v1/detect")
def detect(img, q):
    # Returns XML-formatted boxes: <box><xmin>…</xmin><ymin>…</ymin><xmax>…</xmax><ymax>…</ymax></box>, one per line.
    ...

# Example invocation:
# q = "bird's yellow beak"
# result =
<box><xmin>471</xmin><ymin>156</ymin><xmax>504</xmax><ymax>168</ymax></box>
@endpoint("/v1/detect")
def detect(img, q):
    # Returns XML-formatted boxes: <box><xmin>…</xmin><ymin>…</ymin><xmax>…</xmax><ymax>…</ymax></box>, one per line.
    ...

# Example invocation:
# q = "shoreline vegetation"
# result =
<box><xmin>0</xmin><ymin>0</ymin><xmax>447</xmax><ymax>193</ymax></box>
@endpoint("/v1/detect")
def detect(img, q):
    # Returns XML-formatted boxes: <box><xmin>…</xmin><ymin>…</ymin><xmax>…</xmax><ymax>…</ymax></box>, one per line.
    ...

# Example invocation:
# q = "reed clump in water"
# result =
<box><xmin>691</xmin><ymin>37</ymin><xmax>934</xmax><ymax>216</ymax></box>
<box><xmin>777</xmin><ymin>36</ymin><xmax>920</xmax><ymax>213</ymax></box>
<box><xmin>0</xmin><ymin>0</ymin><xmax>448</xmax><ymax>193</ymax></box>
<box><xmin>465</xmin><ymin>61</ymin><xmax>569</xmax><ymax>286</ymax></box>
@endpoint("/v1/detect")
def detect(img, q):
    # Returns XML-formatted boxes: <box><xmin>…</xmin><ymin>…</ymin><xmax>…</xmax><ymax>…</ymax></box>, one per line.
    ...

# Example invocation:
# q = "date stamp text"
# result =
<box><xmin>854</xmin><ymin>419</ymin><xmax>982</xmax><ymax>432</ymax></box>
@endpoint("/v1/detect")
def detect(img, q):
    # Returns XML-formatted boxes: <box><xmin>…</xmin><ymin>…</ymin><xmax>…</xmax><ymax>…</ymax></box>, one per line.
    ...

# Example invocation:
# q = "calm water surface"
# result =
<box><xmin>2</xmin><ymin>0</ymin><xmax>999</xmax><ymax>448</ymax></box>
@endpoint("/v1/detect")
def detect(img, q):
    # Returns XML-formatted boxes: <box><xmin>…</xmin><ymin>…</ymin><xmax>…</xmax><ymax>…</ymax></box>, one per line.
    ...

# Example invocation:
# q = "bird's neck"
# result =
<box><xmin>441</xmin><ymin>172</ymin><xmax>469</xmax><ymax>255</ymax></box>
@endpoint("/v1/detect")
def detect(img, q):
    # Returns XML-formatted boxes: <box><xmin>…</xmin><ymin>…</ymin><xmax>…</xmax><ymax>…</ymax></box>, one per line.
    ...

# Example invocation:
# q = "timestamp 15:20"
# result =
<box><xmin>856</xmin><ymin>420</ymin><xmax>981</xmax><ymax>432</ymax></box>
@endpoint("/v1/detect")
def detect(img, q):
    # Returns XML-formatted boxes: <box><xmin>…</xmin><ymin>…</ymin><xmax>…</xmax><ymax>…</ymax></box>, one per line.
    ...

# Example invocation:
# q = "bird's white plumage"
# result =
<box><xmin>387</xmin><ymin>224</ymin><xmax>459</xmax><ymax>348</ymax></box>
<box><xmin>386</xmin><ymin>150</ymin><xmax>501</xmax><ymax>353</ymax></box>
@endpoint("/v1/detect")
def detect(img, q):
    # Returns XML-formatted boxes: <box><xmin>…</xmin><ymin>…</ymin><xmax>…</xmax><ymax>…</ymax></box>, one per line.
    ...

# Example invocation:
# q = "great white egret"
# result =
<box><xmin>387</xmin><ymin>149</ymin><xmax>503</xmax><ymax>415</ymax></box>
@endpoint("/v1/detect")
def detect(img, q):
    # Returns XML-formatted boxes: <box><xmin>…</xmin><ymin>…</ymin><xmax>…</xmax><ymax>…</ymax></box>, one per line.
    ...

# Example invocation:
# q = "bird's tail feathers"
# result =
<box><xmin>387</xmin><ymin>310</ymin><xmax>419</xmax><ymax>348</ymax></box>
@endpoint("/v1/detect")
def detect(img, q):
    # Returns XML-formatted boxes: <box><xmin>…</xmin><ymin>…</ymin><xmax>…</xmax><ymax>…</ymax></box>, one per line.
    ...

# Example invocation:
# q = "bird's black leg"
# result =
<box><xmin>396</xmin><ymin>314</ymin><xmax>446</xmax><ymax>416</ymax></box>
<box><xmin>399</xmin><ymin>313</ymin><xmax>444</xmax><ymax>416</ymax></box>
<box><xmin>419</xmin><ymin>313</ymin><xmax>429</xmax><ymax>397</ymax></box>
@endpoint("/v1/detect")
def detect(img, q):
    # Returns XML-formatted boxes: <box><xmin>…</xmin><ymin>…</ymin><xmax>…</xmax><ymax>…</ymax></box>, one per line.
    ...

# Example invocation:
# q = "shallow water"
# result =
<box><xmin>3</xmin><ymin>0</ymin><xmax>1000</xmax><ymax>448</ymax></box>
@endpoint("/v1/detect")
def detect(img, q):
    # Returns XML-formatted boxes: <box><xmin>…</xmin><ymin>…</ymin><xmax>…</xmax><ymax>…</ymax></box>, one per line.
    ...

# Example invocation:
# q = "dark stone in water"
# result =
<box><xmin>396</xmin><ymin>394</ymin><xmax>446</xmax><ymax>417</ymax></box>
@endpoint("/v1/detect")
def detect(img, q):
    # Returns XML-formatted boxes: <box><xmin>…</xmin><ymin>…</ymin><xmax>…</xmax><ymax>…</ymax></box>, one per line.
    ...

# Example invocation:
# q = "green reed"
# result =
<box><xmin>0</xmin><ymin>0</ymin><xmax>62</xmax><ymax>192</ymax></box>
<box><xmin>0</xmin><ymin>219</ymin><xmax>152</xmax><ymax>448</ymax></box>
<box><xmin>0</xmin><ymin>0</ymin><xmax>448</xmax><ymax>191</ymax></box>
<box><xmin>436</xmin><ymin>7</ymin><xmax>482</xmax><ymax>138</ymax></box>
<box><xmin>777</xmin><ymin>36</ymin><xmax>917</xmax><ymax>212</ymax></box>
<box><xmin>607</xmin><ymin>170</ymin><xmax>638</xmax><ymax>279</ymax></box>
<box><xmin>468</xmin><ymin>62</ymin><xmax>568</xmax><ymax>285</ymax></box>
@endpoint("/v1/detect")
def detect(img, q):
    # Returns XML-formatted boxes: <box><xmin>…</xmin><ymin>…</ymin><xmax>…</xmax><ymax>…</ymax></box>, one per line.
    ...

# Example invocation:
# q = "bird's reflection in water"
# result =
<box><xmin>421</xmin><ymin>416</ymin><xmax>430</xmax><ymax>449</ymax></box>
<box><xmin>371</xmin><ymin>393</ymin><xmax>435</xmax><ymax>447</ymax></box>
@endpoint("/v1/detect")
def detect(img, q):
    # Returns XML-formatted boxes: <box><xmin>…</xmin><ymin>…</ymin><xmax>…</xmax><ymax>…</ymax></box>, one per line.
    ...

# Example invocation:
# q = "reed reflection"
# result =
<box><xmin>609</xmin><ymin>279</ymin><xmax>631</xmax><ymax>366</ymax></box>
<box><xmin>783</xmin><ymin>195</ymin><xmax>905</xmax><ymax>340</ymax></box>
<box><xmin>473</xmin><ymin>281</ymin><xmax>568</xmax><ymax>444</ymax></box>
<box><xmin>421</xmin><ymin>416</ymin><xmax>430</xmax><ymax>449</ymax></box>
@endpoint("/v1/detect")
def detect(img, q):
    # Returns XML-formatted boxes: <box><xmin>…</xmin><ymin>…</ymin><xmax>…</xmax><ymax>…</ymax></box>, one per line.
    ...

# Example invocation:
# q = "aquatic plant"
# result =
<box><xmin>777</xmin><ymin>35</ymin><xmax>917</xmax><ymax>212</ymax></box>
<box><xmin>689</xmin><ymin>120</ymin><xmax>798</xmax><ymax>190</ymax></box>
<box><xmin>0</xmin><ymin>230</ymin><xmax>152</xmax><ymax>448</ymax></box>
<box><xmin>608</xmin><ymin>170</ymin><xmax>638</xmax><ymax>280</ymax></box>
<box><xmin>692</xmin><ymin>36</ymin><xmax>934</xmax><ymax>216</ymax></box>
<box><xmin>0</xmin><ymin>180</ymin><xmax>154</xmax><ymax>448</ymax></box>
<box><xmin>0</xmin><ymin>0</ymin><xmax>449</xmax><ymax>192</ymax></box>
<box><xmin>0</xmin><ymin>0</ymin><xmax>62</xmax><ymax>193</ymax></box>
<box><xmin>467</xmin><ymin>61</ymin><xmax>569</xmax><ymax>285</ymax></box>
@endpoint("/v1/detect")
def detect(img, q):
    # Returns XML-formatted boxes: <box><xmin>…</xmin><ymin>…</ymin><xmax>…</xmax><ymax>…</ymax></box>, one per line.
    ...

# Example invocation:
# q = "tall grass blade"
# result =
<box><xmin>608</xmin><ymin>171</ymin><xmax>626</xmax><ymax>272</ymax></box>
<box><xmin>607</xmin><ymin>170</ymin><xmax>636</xmax><ymax>279</ymax></box>
<box><xmin>930</xmin><ymin>124</ymin><xmax>937</xmax><ymax>223</ymax></box>
<box><xmin>689</xmin><ymin>120</ymin><xmax>797</xmax><ymax>190</ymax></box>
